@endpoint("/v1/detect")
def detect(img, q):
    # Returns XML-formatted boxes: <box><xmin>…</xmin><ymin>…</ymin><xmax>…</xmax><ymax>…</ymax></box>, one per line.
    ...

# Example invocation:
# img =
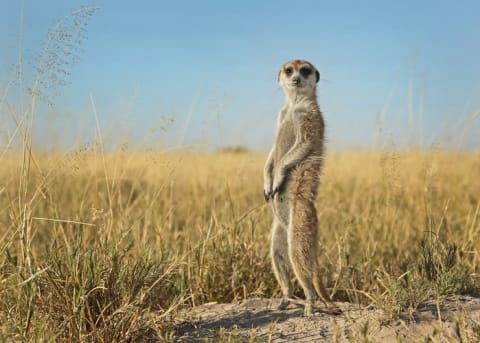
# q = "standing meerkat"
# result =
<box><xmin>264</xmin><ymin>59</ymin><xmax>341</xmax><ymax>317</ymax></box>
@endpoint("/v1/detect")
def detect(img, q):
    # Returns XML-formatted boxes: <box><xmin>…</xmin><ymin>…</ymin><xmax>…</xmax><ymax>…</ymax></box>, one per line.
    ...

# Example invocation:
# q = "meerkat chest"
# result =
<box><xmin>274</xmin><ymin>107</ymin><xmax>306</xmax><ymax>162</ymax></box>
<box><xmin>274</xmin><ymin>118</ymin><xmax>295</xmax><ymax>161</ymax></box>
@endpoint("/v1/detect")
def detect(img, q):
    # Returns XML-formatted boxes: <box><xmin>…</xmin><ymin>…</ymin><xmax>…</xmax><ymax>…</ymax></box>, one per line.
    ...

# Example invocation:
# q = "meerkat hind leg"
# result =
<box><xmin>288</xmin><ymin>200</ymin><xmax>333</xmax><ymax>317</ymax></box>
<box><xmin>288</xmin><ymin>234</ymin><xmax>318</xmax><ymax>317</ymax></box>
<box><xmin>290</xmin><ymin>258</ymin><xmax>317</xmax><ymax>316</ymax></box>
<box><xmin>270</xmin><ymin>218</ymin><xmax>293</xmax><ymax>310</ymax></box>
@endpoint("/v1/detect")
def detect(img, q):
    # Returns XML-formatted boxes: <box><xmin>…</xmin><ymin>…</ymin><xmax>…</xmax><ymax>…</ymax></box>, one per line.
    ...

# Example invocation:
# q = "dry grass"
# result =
<box><xmin>0</xmin><ymin>148</ymin><xmax>479</xmax><ymax>341</ymax></box>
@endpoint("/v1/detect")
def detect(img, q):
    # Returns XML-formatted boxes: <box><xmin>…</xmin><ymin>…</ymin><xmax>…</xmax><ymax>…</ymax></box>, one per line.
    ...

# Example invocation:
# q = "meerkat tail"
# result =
<box><xmin>313</xmin><ymin>270</ymin><xmax>342</xmax><ymax>315</ymax></box>
<box><xmin>313</xmin><ymin>270</ymin><xmax>331</xmax><ymax>305</ymax></box>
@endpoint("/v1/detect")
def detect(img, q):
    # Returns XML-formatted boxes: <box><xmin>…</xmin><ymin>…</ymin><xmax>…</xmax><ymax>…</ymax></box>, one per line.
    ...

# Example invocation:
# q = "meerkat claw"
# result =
<box><xmin>271</xmin><ymin>187</ymin><xmax>279</xmax><ymax>198</ymax></box>
<box><xmin>264</xmin><ymin>190</ymin><xmax>271</xmax><ymax>202</ymax></box>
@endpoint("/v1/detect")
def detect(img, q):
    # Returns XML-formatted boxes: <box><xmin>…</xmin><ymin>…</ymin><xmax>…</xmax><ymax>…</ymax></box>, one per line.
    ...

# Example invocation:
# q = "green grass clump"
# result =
<box><xmin>1</xmin><ymin>235</ymin><xmax>180</xmax><ymax>341</ymax></box>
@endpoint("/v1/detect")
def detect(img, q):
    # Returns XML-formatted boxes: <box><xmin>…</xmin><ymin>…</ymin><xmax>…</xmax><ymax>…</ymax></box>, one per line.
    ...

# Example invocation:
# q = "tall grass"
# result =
<box><xmin>0</xmin><ymin>149</ymin><xmax>479</xmax><ymax>340</ymax></box>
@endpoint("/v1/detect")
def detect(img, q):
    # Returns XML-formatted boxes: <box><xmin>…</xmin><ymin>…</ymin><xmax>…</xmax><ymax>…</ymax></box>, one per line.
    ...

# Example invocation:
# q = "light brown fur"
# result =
<box><xmin>264</xmin><ymin>60</ymin><xmax>341</xmax><ymax>316</ymax></box>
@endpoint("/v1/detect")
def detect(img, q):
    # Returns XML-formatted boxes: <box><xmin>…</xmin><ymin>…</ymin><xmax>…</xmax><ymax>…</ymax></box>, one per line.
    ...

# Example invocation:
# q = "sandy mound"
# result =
<box><xmin>174</xmin><ymin>296</ymin><xmax>480</xmax><ymax>342</ymax></box>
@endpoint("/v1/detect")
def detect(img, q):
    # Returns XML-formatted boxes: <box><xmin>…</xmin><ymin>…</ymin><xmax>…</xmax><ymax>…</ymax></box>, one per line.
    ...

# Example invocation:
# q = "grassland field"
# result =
<box><xmin>0</xmin><ymin>149</ymin><xmax>479</xmax><ymax>341</ymax></box>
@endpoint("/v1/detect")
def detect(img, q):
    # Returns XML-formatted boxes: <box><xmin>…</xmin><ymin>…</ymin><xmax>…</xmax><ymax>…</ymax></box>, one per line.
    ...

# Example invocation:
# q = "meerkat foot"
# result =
<box><xmin>277</xmin><ymin>297</ymin><xmax>290</xmax><ymax>310</ymax></box>
<box><xmin>304</xmin><ymin>302</ymin><xmax>314</xmax><ymax>317</ymax></box>
<box><xmin>326</xmin><ymin>304</ymin><xmax>342</xmax><ymax>315</ymax></box>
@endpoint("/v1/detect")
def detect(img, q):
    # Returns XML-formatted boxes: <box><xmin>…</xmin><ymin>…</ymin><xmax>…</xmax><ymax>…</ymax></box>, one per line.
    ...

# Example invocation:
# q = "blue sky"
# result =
<box><xmin>1</xmin><ymin>0</ymin><xmax>479</xmax><ymax>151</ymax></box>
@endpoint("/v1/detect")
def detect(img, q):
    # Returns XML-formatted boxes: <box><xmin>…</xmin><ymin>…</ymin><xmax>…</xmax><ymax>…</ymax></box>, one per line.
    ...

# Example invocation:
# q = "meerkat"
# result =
<box><xmin>264</xmin><ymin>59</ymin><xmax>341</xmax><ymax>317</ymax></box>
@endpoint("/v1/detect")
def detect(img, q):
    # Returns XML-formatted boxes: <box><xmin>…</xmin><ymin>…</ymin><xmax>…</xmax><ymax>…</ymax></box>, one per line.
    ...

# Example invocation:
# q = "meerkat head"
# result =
<box><xmin>278</xmin><ymin>60</ymin><xmax>319</xmax><ymax>97</ymax></box>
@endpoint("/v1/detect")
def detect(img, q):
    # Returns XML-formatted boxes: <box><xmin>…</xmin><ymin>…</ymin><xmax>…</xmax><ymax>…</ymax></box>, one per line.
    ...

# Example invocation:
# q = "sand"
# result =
<box><xmin>173</xmin><ymin>296</ymin><xmax>480</xmax><ymax>342</ymax></box>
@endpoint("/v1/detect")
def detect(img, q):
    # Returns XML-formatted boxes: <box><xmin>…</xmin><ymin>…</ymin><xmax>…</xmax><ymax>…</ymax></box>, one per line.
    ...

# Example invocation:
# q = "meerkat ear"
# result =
<box><xmin>278</xmin><ymin>69</ymin><xmax>282</xmax><ymax>82</ymax></box>
<box><xmin>315</xmin><ymin>69</ymin><xmax>320</xmax><ymax>83</ymax></box>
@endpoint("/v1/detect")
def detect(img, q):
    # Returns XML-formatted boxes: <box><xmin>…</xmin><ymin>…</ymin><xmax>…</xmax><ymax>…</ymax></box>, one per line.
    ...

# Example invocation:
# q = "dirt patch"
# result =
<box><xmin>173</xmin><ymin>296</ymin><xmax>480</xmax><ymax>342</ymax></box>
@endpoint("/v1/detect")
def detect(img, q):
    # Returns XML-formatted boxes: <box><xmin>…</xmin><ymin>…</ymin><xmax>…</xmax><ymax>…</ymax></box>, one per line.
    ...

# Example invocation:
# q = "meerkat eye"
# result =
<box><xmin>284</xmin><ymin>67</ymin><xmax>293</xmax><ymax>75</ymax></box>
<box><xmin>300</xmin><ymin>67</ymin><xmax>312</xmax><ymax>78</ymax></box>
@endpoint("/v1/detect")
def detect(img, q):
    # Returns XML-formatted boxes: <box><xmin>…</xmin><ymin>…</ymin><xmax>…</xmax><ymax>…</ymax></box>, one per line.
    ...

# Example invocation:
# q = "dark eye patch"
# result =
<box><xmin>300</xmin><ymin>67</ymin><xmax>312</xmax><ymax>78</ymax></box>
<box><xmin>284</xmin><ymin>67</ymin><xmax>293</xmax><ymax>75</ymax></box>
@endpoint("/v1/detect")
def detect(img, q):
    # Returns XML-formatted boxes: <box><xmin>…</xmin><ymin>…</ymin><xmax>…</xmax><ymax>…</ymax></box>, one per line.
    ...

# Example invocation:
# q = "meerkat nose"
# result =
<box><xmin>292</xmin><ymin>76</ymin><xmax>300</xmax><ymax>84</ymax></box>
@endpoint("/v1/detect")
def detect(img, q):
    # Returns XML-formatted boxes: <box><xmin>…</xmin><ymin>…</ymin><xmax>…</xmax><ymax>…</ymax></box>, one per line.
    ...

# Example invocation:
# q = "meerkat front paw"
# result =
<box><xmin>264</xmin><ymin>174</ymin><xmax>274</xmax><ymax>201</ymax></box>
<box><xmin>264</xmin><ymin>181</ymin><xmax>273</xmax><ymax>201</ymax></box>
<box><xmin>264</xmin><ymin>188</ymin><xmax>272</xmax><ymax>201</ymax></box>
<box><xmin>271</xmin><ymin>171</ymin><xmax>285</xmax><ymax>197</ymax></box>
